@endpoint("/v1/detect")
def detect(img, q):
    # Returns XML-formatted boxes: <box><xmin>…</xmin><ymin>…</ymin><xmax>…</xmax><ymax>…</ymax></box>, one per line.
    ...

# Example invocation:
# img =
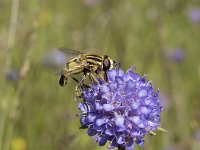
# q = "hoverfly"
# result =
<box><xmin>56</xmin><ymin>48</ymin><xmax>117</xmax><ymax>96</ymax></box>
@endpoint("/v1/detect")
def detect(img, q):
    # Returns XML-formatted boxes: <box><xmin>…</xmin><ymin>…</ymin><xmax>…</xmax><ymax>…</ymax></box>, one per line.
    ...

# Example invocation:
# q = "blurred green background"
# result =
<box><xmin>0</xmin><ymin>0</ymin><xmax>200</xmax><ymax>150</ymax></box>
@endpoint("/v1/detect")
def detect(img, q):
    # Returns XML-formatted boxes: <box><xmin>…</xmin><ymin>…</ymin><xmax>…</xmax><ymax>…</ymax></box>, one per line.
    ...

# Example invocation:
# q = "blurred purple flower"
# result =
<box><xmin>79</xmin><ymin>67</ymin><xmax>163</xmax><ymax>150</ymax></box>
<box><xmin>194</xmin><ymin>128</ymin><xmax>200</xmax><ymax>141</ymax></box>
<box><xmin>163</xmin><ymin>145</ymin><xmax>177</xmax><ymax>150</ymax></box>
<box><xmin>188</xmin><ymin>8</ymin><xmax>200</xmax><ymax>24</ymax></box>
<box><xmin>159</xmin><ymin>93</ymin><xmax>170</xmax><ymax>108</ymax></box>
<box><xmin>6</xmin><ymin>69</ymin><xmax>20</xmax><ymax>82</ymax></box>
<box><xmin>162</xmin><ymin>48</ymin><xmax>185</xmax><ymax>63</ymax></box>
<box><xmin>171</xmin><ymin>49</ymin><xmax>185</xmax><ymax>62</ymax></box>
<box><xmin>82</xmin><ymin>0</ymin><xmax>100</xmax><ymax>7</ymax></box>
<box><xmin>41</xmin><ymin>49</ymin><xmax>66</xmax><ymax>68</ymax></box>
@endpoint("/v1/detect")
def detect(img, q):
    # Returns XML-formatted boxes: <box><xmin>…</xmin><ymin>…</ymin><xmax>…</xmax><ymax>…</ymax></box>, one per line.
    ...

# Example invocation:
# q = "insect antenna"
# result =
<box><xmin>114</xmin><ymin>61</ymin><xmax>121</xmax><ymax>69</ymax></box>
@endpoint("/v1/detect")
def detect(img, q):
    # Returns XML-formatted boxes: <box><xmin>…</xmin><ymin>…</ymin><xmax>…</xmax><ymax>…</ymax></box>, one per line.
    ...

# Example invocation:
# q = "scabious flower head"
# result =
<box><xmin>78</xmin><ymin>67</ymin><xmax>163</xmax><ymax>150</ymax></box>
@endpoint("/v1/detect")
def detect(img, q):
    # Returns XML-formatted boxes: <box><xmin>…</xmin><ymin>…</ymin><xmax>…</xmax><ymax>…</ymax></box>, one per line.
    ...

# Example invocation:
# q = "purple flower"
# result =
<box><xmin>188</xmin><ymin>8</ymin><xmax>200</xmax><ymax>24</ymax></box>
<box><xmin>78</xmin><ymin>67</ymin><xmax>163</xmax><ymax>150</ymax></box>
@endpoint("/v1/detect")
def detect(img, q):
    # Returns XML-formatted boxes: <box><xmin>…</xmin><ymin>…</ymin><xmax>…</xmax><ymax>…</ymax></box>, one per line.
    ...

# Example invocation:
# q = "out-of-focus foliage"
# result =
<box><xmin>0</xmin><ymin>0</ymin><xmax>199</xmax><ymax>150</ymax></box>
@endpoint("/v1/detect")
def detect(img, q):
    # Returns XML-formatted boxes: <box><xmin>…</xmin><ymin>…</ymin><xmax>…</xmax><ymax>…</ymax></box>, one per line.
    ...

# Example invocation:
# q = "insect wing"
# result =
<box><xmin>54</xmin><ymin>68</ymin><xmax>64</xmax><ymax>76</ymax></box>
<box><xmin>58</xmin><ymin>47</ymin><xmax>84</xmax><ymax>55</ymax></box>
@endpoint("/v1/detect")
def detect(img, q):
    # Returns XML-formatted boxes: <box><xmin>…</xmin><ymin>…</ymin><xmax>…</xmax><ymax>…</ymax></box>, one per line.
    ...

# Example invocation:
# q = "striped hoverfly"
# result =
<box><xmin>56</xmin><ymin>48</ymin><xmax>117</xmax><ymax>96</ymax></box>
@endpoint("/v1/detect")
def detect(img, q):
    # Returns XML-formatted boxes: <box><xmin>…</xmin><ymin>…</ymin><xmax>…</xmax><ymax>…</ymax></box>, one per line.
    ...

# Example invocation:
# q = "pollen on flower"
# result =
<box><xmin>78</xmin><ymin>67</ymin><xmax>163</xmax><ymax>150</ymax></box>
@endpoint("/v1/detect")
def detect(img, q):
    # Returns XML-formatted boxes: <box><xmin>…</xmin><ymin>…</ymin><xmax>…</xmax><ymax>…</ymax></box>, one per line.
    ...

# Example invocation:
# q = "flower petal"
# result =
<box><xmin>140</xmin><ymin>106</ymin><xmax>151</xmax><ymax>114</ymax></box>
<box><xmin>87</xmin><ymin>125</ymin><xmax>97</xmax><ymax>136</ymax></box>
<box><xmin>109</xmin><ymin>138</ymin><xmax>118</xmax><ymax>148</ymax></box>
<box><xmin>78</xmin><ymin>102</ymin><xmax>88</xmax><ymax>112</ymax></box>
<box><xmin>138</xmin><ymin>89</ymin><xmax>147</xmax><ymax>98</ymax></box>
<box><xmin>97</xmin><ymin>135</ymin><xmax>108</xmax><ymax>146</ymax></box>
<box><xmin>101</xmin><ymin>84</ymin><xmax>110</xmax><ymax>93</ymax></box>
<box><xmin>126</xmin><ymin>139</ymin><xmax>134</xmax><ymax>150</ymax></box>
<box><xmin>131</xmin><ymin>102</ymin><xmax>140</xmax><ymax>110</ymax></box>
<box><xmin>103</xmin><ymin>104</ymin><xmax>113</xmax><ymax>112</ymax></box>
<box><xmin>87</xmin><ymin>114</ymin><xmax>96</xmax><ymax>122</ymax></box>
<box><xmin>96</xmin><ymin>118</ymin><xmax>105</xmax><ymax>126</ymax></box>
<box><xmin>126</xmin><ymin>79</ymin><xmax>136</xmax><ymax>89</ymax></box>
<box><xmin>105</xmin><ymin>129</ymin><xmax>114</xmax><ymax>136</ymax></box>
<box><xmin>95</xmin><ymin>102</ymin><xmax>103</xmax><ymax>110</ymax></box>
<box><xmin>115</xmin><ymin>115</ymin><xmax>125</xmax><ymax>127</ymax></box>
<box><xmin>93</xmin><ymin>123</ymin><xmax>105</xmax><ymax>132</ymax></box>
<box><xmin>130</xmin><ymin>116</ymin><xmax>142</xmax><ymax>125</ymax></box>
<box><xmin>136</xmin><ymin>138</ymin><xmax>144</xmax><ymax>146</ymax></box>
<box><xmin>115</xmin><ymin>76</ymin><xmax>124</xmax><ymax>85</ymax></box>
<box><xmin>125</xmin><ymin>68</ymin><xmax>139</xmax><ymax>81</ymax></box>
<box><xmin>80</xmin><ymin>117</ymin><xmax>88</xmax><ymax>126</ymax></box>
<box><xmin>117</xmin><ymin>136</ymin><xmax>125</xmax><ymax>144</ymax></box>
<box><xmin>107</xmin><ymin>69</ymin><xmax>118</xmax><ymax>81</ymax></box>
<box><xmin>117</xmin><ymin>69</ymin><xmax>124</xmax><ymax>77</ymax></box>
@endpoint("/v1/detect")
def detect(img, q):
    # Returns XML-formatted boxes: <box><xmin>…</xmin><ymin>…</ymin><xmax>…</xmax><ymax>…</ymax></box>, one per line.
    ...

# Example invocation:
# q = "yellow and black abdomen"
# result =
<box><xmin>85</xmin><ymin>54</ymin><xmax>103</xmax><ymax>73</ymax></box>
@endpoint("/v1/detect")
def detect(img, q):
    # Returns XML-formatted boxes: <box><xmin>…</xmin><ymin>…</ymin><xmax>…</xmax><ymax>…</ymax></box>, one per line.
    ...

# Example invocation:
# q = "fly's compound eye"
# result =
<box><xmin>59</xmin><ymin>75</ymin><xmax>68</xmax><ymax>86</ymax></box>
<box><xmin>103</xmin><ymin>55</ymin><xmax>111</xmax><ymax>71</ymax></box>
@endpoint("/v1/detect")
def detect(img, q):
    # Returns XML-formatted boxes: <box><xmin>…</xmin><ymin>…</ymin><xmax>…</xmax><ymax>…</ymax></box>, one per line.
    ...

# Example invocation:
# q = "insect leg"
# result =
<box><xmin>71</xmin><ymin>76</ymin><xmax>90</xmax><ymax>115</ymax></box>
<box><xmin>98</xmin><ymin>74</ymin><xmax>104</xmax><ymax>81</ymax></box>
<box><xmin>71</xmin><ymin>76</ymin><xmax>78</xmax><ymax>82</ymax></box>
<box><xmin>71</xmin><ymin>76</ymin><xmax>90</xmax><ymax>88</ymax></box>
<box><xmin>104</xmin><ymin>71</ymin><xmax>108</xmax><ymax>82</ymax></box>
<box><xmin>75</xmin><ymin>74</ymin><xmax>86</xmax><ymax>96</ymax></box>
<box><xmin>89</xmin><ymin>73</ymin><xmax>100</xmax><ymax>86</ymax></box>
